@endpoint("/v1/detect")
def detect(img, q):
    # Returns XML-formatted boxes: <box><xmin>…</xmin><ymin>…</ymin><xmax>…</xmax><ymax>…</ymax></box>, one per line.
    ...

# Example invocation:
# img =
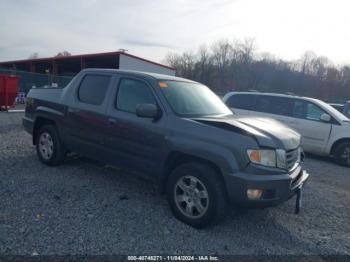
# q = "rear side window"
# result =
<box><xmin>116</xmin><ymin>78</ymin><xmax>156</xmax><ymax>113</ymax></box>
<box><xmin>255</xmin><ymin>96</ymin><xmax>293</xmax><ymax>116</ymax></box>
<box><xmin>293</xmin><ymin>100</ymin><xmax>304</xmax><ymax>118</ymax></box>
<box><xmin>256</xmin><ymin>96</ymin><xmax>274</xmax><ymax>113</ymax></box>
<box><xmin>226</xmin><ymin>94</ymin><xmax>254</xmax><ymax>110</ymax></box>
<box><xmin>78</xmin><ymin>75</ymin><xmax>111</xmax><ymax>105</ymax></box>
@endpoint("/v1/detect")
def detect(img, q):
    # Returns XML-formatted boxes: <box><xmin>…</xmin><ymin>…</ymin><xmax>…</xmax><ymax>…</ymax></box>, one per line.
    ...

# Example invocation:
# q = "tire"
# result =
<box><xmin>334</xmin><ymin>142</ymin><xmax>350</xmax><ymax>167</ymax></box>
<box><xmin>166</xmin><ymin>162</ymin><xmax>228</xmax><ymax>229</ymax></box>
<box><xmin>36</xmin><ymin>125</ymin><xmax>65</xmax><ymax>166</ymax></box>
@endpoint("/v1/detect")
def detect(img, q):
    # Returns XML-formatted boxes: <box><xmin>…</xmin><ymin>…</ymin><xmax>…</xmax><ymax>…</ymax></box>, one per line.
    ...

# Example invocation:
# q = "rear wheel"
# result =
<box><xmin>334</xmin><ymin>142</ymin><xmax>350</xmax><ymax>167</ymax></box>
<box><xmin>36</xmin><ymin>125</ymin><xmax>65</xmax><ymax>166</ymax></box>
<box><xmin>166</xmin><ymin>162</ymin><xmax>228</xmax><ymax>229</ymax></box>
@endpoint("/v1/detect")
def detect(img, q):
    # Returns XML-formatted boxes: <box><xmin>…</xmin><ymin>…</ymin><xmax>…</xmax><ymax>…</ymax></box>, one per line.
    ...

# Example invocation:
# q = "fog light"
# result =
<box><xmin>247</xmin><ymin>189</ymin><xmax>263</xmax><ymax>200</ymax></box>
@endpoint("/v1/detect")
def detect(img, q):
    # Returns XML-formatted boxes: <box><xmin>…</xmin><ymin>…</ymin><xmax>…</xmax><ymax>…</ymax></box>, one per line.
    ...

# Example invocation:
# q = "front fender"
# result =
<box><xmin>167</xmin><ymin>135</ymin><xmax>242</xmax><ymax>174</ymax></box>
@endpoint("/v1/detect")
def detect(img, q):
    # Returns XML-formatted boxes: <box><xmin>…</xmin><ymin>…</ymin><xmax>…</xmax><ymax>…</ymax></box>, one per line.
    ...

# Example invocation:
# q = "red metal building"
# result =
<box><xmin>0</xmin><ymin>51</ymin><xmax>176</xmax><ymax>77</ymax></box>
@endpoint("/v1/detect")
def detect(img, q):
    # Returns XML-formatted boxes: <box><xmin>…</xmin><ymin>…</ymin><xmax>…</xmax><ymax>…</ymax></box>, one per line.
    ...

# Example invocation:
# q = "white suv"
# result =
<box><xmin>223</xmin><ymin>92</ymin><xmax>350</xmax><ymax>166</ymax></box>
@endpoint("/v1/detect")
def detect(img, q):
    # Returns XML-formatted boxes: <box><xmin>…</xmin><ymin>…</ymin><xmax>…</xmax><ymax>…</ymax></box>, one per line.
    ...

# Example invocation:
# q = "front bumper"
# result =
<box><xmin>223</xmin><ymin>165</ymin><xmax>309</xmax><ymax>208</ymax></box>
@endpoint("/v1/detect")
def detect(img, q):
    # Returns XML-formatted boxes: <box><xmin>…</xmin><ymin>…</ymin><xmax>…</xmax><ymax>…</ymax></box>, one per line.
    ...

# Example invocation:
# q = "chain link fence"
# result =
<box><xmin>0</xmin><ymin>68</ymin><xmax>74</xmax><ymax>93</ymax></box>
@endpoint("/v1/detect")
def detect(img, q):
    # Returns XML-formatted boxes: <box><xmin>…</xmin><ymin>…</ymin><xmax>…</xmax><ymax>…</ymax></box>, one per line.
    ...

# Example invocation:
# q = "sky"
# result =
<box><xmin>1</xmin><ymin>0</ymin><xmax>350</xmax><ymax>65</ymax></box>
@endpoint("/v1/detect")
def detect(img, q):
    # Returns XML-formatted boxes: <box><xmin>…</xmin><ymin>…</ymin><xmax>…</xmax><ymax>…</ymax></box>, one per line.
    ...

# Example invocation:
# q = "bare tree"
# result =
<box><xmin>164</xmin><ymin>53</ymin><xmax>182</xmax><ymax>70</ymax></box>
<box><xmin>299</xmin><ymin>51</ymin><xmax>317</xmax><ymax>75</ymax></box>
<box><xmin>55</xmin><ymin>51</ymin><xmax>72</xmax><ymax>57</ymax></box>
<box><xmin>259</xmin><ymin>52</ymin><xmax>276</xmax><ymax>62</ymax></box>
<box><xmin>211</xmin><ymin>39</ymin><xmax>233</xmax><ymax>93</ymax></box>
<box><xmin>164</xmin><ymin>38</ymin><xmax>350</xmax><ymax>102</ymax></box>
<box><xmin>211</xmin><ymin>39</ymin><xmax>232</xmax><ymax>70</ymax></box>
<box><xmin>196</xmin><ymin>45</ymin><xmax>212</xmax><ymax>84</ymax></box>
<box><xmin>180</xmin><ymin>52</ymin><xmax>196</xmax><ymax>79</ymax></box>
<box><xmin>28</xmin><ymin>53</ymin><xmax>39</xmax><ymax>59</ymax></box>
<box><xmin>311</xmin><ymin>56</ymin><xmax>330</xmax><ymax>80</ymax></box>
<box><xmin>235</xmin><ymin>38</ymin><xmax>256</xmax><ymax>64</ymax></box>
<box><xmin>165</xmin><ymin>52</ymin><xmax>196</xmax><ymax>79</ymax></box>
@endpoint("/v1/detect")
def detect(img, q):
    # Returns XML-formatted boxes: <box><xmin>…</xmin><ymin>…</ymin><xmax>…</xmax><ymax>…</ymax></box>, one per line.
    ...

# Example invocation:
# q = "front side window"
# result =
<box><xmin>158</xmin><ymin>81</ymin><xmax>231</xmax><ymax>117</ymax></box>
<box><xmin>116</xmin><ymin>78</ymin><xmax>156</xmax><ymax>113</ymax></box>
<box><xmin>292</xmin><ymin>100</ymin><xmax>327</xmax><ymax>122</ymax></box>
<box><xmin>78</xmin><ymin>75</ymin><xmax>111</xmax><ymax>105</ymax></box>
<box><xmin>305</xmin><ymin>103</ymin><xmax>326</xmax><ymax>121</ymax></box>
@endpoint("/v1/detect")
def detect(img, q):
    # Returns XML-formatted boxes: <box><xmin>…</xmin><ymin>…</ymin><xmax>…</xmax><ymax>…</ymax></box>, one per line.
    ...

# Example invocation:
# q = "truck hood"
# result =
<box><xmin>193</xmin><ymin>115</ymin><xmax>301</xmax><ymax>150</ymax></box>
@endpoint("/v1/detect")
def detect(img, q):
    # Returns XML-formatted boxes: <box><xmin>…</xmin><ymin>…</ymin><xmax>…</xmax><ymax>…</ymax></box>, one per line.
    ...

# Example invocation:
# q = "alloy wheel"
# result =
<box><xmin>174</xmin><ymin>175</ymin><xmax>209</xmax><ymax>219</ymax></box>
<box><xmin>38</xmin><ymin>132</ymin><xmax>54</xmax><ymax>160</ymax></box>
<box><xmin>340</xmin><ymin>147</ymin><xmax>350</xmax><ymax>165</ymax></box>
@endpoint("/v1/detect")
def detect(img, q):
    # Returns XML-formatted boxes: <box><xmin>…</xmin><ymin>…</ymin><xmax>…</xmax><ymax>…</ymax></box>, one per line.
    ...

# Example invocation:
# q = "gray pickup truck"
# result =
<box><xmin>23</xmin><ymin>69</ymin><xmax>309</xmax><ymax>228</ymax></box>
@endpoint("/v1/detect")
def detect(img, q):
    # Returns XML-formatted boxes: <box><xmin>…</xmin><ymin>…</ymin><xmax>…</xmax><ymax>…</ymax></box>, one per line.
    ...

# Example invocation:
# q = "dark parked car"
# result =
<box><xmin>329</xmin><ymin>103</ymin><xmax>345</xmax><ymax>113</ymax></box>
<box><xmin>23</xmin><ymin>69</ymin><xmax>309</xmax><ymax>228</ymax></box>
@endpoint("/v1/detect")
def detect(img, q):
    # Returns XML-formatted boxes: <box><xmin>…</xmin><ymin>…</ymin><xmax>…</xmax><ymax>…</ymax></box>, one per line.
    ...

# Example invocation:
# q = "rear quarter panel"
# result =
<box><xmin>25</xmin><ymin>87</ymin><xmax>67</xmax><ymax>141</ymax></box>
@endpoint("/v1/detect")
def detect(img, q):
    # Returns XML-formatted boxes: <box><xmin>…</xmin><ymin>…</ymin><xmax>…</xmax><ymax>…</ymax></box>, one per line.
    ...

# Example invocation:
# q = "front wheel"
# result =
<box><xmin>334</xmin><ymin>142</ymin><xmax>350</xmax><ymax>167</ymax></box>
<box><xmin>36</xmin><ymin>125</ymin><xmax>65</xmax><ymax>166</ymax></box>
<box><xmin>166</xmin><ymin>162</ymin><xmax>228</xmax><ymax>229</ymax></box>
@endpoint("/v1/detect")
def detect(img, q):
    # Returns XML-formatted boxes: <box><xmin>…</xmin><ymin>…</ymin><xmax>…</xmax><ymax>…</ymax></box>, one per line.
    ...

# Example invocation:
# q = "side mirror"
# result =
<box><xmin>136</xmin><ymin>103</ymin><xmax>159</xmax><ymax>119</ymax></box>
<box><xmin>320</xmin><ymin>113</ymin><xmax>331</xmax><ymax>122</ymax></box>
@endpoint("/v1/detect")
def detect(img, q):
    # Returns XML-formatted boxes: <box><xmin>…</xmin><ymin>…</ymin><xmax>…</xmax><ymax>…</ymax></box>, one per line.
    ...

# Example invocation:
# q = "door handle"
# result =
<box><xmin>108</xmin><ymin>118</ymin><xmax>117</xmax><ymax>125</ymax></box>
<box><xmin>68</xmin><ymin>108</ymin><xmax>80</xmax><ymax>113</ymax></box>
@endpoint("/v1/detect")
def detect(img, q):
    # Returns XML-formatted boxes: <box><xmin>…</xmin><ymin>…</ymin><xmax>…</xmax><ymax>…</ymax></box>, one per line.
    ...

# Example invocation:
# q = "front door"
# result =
<box><xmin>287</xmin><ymin>100</ymin><xmax>332</xmax><ymax>153</ymax></box>
<box><xmin>103</xmin><ymin>77</ymin><xmax>167</xmax><ymax>177</ymax></box>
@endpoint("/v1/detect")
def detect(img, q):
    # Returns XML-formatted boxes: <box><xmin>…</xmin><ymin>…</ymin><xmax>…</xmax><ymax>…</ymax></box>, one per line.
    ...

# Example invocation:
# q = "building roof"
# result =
<box><xmin>0</xmin><ymin>51</ymin><xmax>175</xmax><ymax>71</ymax></box>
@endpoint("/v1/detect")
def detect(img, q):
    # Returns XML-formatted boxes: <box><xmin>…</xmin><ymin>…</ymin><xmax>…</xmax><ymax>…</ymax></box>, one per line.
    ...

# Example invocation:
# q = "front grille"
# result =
<box><xmin>286</xmin><ymin>148</ymin><xmax>299</xmax><ymax>170</ymax></box>
<box><xmin>291</xmin><ymin>170</ymin><xmax>303</xmax><ymax>188</ymax></box>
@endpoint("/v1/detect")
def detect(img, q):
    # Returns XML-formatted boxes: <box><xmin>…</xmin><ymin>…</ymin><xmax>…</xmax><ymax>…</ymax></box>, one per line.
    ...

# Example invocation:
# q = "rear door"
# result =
<box><xmin>64</xmin><ymin>73</ymin><xmax>112</xmax><ymax>159</ymax></box>
<box><xmin>225</xmin><ymin>94</ymin><xmax>256</xmax><ymax>116</ymax></box>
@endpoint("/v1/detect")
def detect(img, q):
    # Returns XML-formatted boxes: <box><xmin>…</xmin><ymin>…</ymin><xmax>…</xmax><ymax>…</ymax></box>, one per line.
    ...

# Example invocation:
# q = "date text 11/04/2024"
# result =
<box><xmin>127</xmin><ymin>256</ymin><xmax>219</xmax><ymax>261</ymax></box>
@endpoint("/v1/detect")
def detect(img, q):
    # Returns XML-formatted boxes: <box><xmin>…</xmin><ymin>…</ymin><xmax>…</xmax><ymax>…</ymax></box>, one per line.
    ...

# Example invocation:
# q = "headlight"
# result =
<box><xmin>276</xmin><ymin>149</ymin><xmax>287</xmax><ymax>169</ymax></box>
<box><xmin>247</xmin><ymin>149</ymin><xmax>276</xmax><ymax>167</ymax></box>
<box><xmin>247</xmin><ymin>149</ymin><xmax>287</xmax><ymax>169</ymax></box>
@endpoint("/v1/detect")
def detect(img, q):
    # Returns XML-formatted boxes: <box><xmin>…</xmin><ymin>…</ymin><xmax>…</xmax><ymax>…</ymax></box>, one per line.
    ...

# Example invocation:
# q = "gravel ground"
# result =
<box><xmin>0</xmin><ymin>112</ymin><xmax>349</xmax><ymax>255</ymax></box>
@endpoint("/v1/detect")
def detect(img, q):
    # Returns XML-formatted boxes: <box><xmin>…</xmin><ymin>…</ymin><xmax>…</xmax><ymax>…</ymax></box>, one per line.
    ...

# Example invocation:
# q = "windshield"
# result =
<box><xmin>158</xmin><ymin>80</ymin><xmax>232</xmax><ymax>117</ymax></box>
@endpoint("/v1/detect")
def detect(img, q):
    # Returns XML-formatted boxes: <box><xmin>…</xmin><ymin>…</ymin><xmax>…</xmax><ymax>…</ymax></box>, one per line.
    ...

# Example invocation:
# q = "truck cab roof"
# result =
<box><xmin>79</xmin><ymin>68</ymin><xmax>195</xmax><ymax>83</ymax></box>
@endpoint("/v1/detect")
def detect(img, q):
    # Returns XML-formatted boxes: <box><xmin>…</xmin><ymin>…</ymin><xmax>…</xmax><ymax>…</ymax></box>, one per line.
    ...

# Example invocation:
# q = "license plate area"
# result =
<box><xmin>295</xmin><ymin>185</ymin><xmax>303</xmax><ymax>214</ymax></box>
